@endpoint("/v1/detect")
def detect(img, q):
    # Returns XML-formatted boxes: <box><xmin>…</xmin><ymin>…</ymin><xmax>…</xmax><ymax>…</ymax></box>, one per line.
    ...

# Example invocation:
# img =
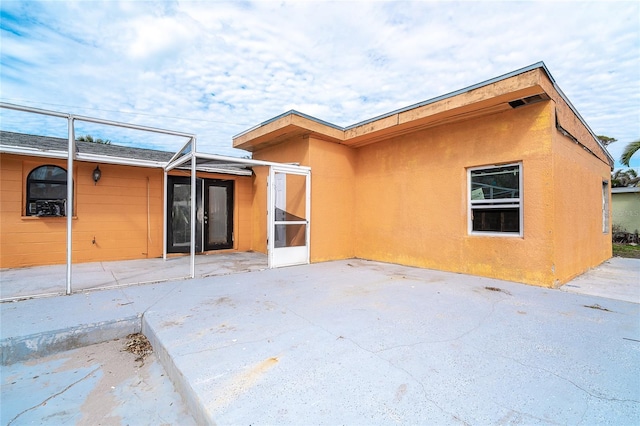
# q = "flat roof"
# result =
<box><xmin>233</xmin><ymin>62</ymin><xmax>613</xmax><ymax>167</ymax></box>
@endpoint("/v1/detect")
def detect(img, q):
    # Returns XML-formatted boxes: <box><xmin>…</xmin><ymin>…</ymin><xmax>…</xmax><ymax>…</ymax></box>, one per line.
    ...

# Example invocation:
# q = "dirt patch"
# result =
<box><xmin>2</xmin><ymin>338</ymin><xmax>194</xmax><ymax>425</ymax></box>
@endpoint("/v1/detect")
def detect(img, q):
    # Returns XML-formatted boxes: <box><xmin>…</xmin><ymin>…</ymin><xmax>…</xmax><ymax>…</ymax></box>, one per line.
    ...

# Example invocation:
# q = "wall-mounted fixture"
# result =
<box><xmin>92</xmin><ymin>165</ymin><xmax>102</xmax><ymax>185</ymax></box>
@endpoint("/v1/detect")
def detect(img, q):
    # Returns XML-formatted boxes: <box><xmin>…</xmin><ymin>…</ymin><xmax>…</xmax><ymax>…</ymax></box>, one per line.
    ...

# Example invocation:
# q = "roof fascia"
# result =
<box><xmin>194</xmin><ymin>152</ymin><xmax>311</xmax><ymax>172</ymax></box>
<box><xmin>234</xmin><ymin>62</ymin><xmax>613</xmax><ymax>166</ymax></box>
<box><xmin>0</xmin><ymin>145</ymin><xmax>68</xmax><ymax>160</ymax></box>
<box><xmin>344</xmin><ymin>61</ymin><xmax>548</xmax><ymax>131</ymax></box>
<box><xmin>539</xmin><ymin>67</ymin><xmax>614</xmax><ymax>165</ymax></box>
<box><xmin>233</xmin><ymin>109</ymin><xmax>344</xmax><ymax>140</ymax></box>
<box><xmin>234</xmin><ymin>62</ymin><xmax>553</xmax><ymax>145</ymax></box>
<box><xmin>174</xmin><ymin>165</ymin><xmax>252</xmax><ymax>176</ymax></box>
<box><xmin>611</xmin><ymin>186</ymin><xmax>640</xmax><ymax>193</ymax></box>
<box><xmin>1</xmin><ymin>144</ymin><xmax>167</xmax><ymax>168</ymax></box>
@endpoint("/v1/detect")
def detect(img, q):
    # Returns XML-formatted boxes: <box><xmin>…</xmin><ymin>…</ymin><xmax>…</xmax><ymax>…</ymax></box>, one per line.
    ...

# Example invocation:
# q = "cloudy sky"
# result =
<box><xmin>1</xmin><ymin>0</ymin><xmax>638</xmax><ymax>167</ymax></box>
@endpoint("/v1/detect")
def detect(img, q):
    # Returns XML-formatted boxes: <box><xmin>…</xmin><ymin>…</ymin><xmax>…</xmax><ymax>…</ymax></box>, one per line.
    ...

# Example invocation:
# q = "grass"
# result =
<box><xmin>613</xmin><ymin>243</ymin><xmax>640</xmax><ymax>259</ymax></box>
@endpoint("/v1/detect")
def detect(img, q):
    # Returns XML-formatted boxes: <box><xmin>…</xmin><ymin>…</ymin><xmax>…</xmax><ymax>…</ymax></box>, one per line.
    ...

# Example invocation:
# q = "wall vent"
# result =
<box><xmin>508</xmin><ymin>93</ymin><xmax>549</xmax><ymax>109</ymax></box>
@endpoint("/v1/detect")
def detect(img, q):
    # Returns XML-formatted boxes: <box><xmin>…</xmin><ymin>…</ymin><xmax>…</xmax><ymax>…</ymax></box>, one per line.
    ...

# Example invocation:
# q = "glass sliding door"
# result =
<box><xmin>204</xmin><ymin>180</ymin><xmax>234</xmax><ymax>250</ymax></box>
<box><xmin>167</xmin><ymin>177</ymin><xmax>234</xmax><ymax>253</ymax></box>
<box><xmin>167</xmin><ymin>176</ymin><xmax>202</xmax><ymax>253</ymax></box>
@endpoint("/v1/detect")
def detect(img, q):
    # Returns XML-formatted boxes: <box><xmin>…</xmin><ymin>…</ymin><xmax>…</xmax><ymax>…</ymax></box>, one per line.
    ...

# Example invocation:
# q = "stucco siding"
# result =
<box><xmin>0</xmin><ymin>154</ymin><xmax>253</xmax><ymax>268</ymax></box>
<box><xmin>251</xmin><ymin>136</ymin><xmax>310</xmax><ymax>254</ymax></box>
<box><xmin>551</xmin><ymin>123</ymin><xmax>613</xmax><ymax>285</ymax></box>
<box><xmin>354</xmin><ymin>101</ymin><xmax>557</xmax><ymax>286</ymax></box>
<box><xmin>307</xmin><ymin>137</ymin><xmax>356</xmax><ymax>262</ymax></box>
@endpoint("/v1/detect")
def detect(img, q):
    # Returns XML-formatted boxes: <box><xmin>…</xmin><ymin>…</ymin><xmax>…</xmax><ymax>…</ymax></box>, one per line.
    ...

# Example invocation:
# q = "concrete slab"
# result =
<box><xmin>560</xmin><ymin>257</ymin><xmax>640</xmax><ymax>304</ymax></box>
<box><xmin>1</xmin><ymin>339</ymin><xmax>195</xmax><ymax>425</ymax></box>
<box><xmin>139</xmin><ymin>260</ymin><xmax>640</xmax><ymax>424</ymax></box>
<box><xmin>1</xmin><ymin>258</ymin><xmax>639</xmax><ymax>424</ymax></box>
<box><xmin>0</xmin><ymin>251</ymin><xmax>267</xmax><ymax>301</ymax></box>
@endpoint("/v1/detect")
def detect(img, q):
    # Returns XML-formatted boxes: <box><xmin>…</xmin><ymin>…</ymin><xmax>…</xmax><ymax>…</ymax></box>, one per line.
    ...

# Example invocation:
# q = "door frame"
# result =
<box><xmin>203</xmin><ymin>179</ymin><xmax>234</xmax><ymax>251</ymax></box>
<box><xmin>166</xmin><ymin>176</ymin><xmax>234</xmax><ymax>253</ymax></box>
<box><xmin>167</xmin><ymin>176</ymin><xmax>202</xmax><ymax>253</ymax></box>
<box><xmin>268</xmin><ymin>166</ymin><xmax>311</xmax><ymax>268</ymax></box>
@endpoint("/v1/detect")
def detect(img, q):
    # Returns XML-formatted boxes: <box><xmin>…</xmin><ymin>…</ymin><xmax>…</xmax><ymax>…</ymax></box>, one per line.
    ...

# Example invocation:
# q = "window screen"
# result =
<box><xmin>469</xmin><ymin>163</ymin><xmax>522</xmax><ymax>235</ymax></box>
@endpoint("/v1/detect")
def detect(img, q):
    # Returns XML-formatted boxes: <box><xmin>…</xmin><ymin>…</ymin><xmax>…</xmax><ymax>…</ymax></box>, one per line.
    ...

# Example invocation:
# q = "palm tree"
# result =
<box><xmin>611</xmin><ymin>169</ymin><xmax>639</xmax><ymax>187</ymax></box>
<box><xmin>620</xmin><ymin>139</ymin><xmax>640</xmax><ymax>167</ymax></box>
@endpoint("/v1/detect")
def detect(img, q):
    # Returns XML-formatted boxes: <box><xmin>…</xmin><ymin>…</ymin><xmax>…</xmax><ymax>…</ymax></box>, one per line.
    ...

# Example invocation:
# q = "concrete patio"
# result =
<box><xmin>0</xmin><ymin>251</ymin><xmax>268</xmax><ymax>301</ymax></box>
<box><xmin>1</xmin><ymin>257</ymin><xmax>639</xmax><ymax>424</ymax></box>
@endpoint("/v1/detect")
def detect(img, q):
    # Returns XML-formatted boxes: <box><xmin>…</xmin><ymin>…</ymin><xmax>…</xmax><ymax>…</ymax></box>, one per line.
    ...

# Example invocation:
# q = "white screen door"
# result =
<box><xmin>268</xmin><ymin>167</ymin><xmax>310</xmax><ymax>268</ymax></box>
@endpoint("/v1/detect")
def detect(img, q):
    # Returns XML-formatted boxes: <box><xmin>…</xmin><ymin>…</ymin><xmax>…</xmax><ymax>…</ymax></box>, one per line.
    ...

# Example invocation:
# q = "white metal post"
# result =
<box><xmin>306</xmin><ymin>170</ymin><xmax>311</xmax><ymax>264</ymax></box>
<box><xmin>190</xmin><ymin>140</ymin><xmax>196</xmax><ymax>278</ymax></box>
<box><xmin>267</xmin><ymin>166</ymin><xmax>274</xmax><ymax>268</ymax></box>
<box><xmin>66</xmin><ymin>117</ymin><xmax>75</xmax><ymax>295</ymax></box>
<box><xmin>163</xmin><ymin>170</ymin><xmax>167</xmax><ymax>260</ymax></box>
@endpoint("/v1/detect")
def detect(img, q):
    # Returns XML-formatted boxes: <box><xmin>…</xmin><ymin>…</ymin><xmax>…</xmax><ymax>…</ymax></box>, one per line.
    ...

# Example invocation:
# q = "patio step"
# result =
<box><xmin>1</xmin><ymin>315</ymin><xmax>141</xmax><ymax>365</ymax></box>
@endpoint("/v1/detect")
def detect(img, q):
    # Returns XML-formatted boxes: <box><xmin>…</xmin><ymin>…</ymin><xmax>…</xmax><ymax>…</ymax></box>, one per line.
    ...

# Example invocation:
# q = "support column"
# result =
<box><xmin>66</xmin><ymin>117</ymin><xmax>75</xmax><ymax>295</ymax></box>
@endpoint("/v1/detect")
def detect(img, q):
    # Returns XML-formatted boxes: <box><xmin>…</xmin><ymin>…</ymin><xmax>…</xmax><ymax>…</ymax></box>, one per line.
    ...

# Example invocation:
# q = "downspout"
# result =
<box><xmin>66</xmin><ymin>117</ymin><xmax>75</xmax><ymax>295</ymax></box>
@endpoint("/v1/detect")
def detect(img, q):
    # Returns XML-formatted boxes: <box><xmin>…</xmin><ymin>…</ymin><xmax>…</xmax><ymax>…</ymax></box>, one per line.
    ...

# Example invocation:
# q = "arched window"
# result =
<box><xmin>26</xmin><ymin>165</ymin><xmax>68</xmax><ymax>216</ymax></box>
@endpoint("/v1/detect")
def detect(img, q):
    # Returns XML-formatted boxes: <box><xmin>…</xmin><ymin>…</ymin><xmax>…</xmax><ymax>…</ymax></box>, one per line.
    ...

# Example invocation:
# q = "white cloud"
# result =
<box><xmin>1</xmin><ymin>0</ymin><xmax>638</xmax><ymax>164</ymax></box>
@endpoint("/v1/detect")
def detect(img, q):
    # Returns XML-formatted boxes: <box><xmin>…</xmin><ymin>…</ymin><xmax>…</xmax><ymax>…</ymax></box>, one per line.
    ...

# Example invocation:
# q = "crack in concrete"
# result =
<box><xmin>477</xmin><ymin>346</ymin><xmax>640</xmax><ymax>404</ymax></box>
<box><xmin>373</xmin><ymin>298</ymin><xmax>501</xmax><ymax>354</ymax></box>
<box><xmin>7</xmin><ymin>366</ymin><xmax>100</xmax><ymax>425</ymax></box>
<box><xmin>493</xmin><ymin>401</ymin><xmax>565</xmax><ymax>425</ymax></box>
<box><xmin>284</xmin><ymin>304</ymin><xmax>472</xmax><ymax>425</ymax></box>
<box><xmin>177</xmin><ymin>326</ymin><xmax>298</xmax><ymax>357</ymax></box>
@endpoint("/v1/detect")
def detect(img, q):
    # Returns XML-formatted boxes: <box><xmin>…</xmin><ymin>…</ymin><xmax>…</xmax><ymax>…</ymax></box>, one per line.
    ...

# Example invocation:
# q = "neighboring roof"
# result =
<box><xmin>0</xmin><ymin>130</ymin><xmax>174</xmax><ymax>162</ymax></box>
<box><xmin>233</xmin><ymin>61</ymin><xmax>613</xmax><ymax>167</ymax></box>
<box><xmin>612</xmin><ymin>186</ymin><xmax>640</xmax><ymax>193</ymax></box>
<box><xmin>0</xmin><ymin>130</ymin><xmax>257</xmax><ymax>175</ymax></box>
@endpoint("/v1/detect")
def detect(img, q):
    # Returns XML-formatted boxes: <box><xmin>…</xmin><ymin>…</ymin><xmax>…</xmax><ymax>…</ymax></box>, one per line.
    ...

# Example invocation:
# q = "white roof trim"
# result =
<box><xmin>612</xmin><ymin>186</ymin><xmax>640</xmax><ymax>193</ymax></box>
<box><xmin>0</xmin><ymin>145</ymin><xmax>166</xmax><ymax>168</ymax></box>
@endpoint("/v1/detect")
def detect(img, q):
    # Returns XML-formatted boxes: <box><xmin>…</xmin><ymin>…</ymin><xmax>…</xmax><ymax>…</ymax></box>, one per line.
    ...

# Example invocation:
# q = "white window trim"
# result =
<box><xmin>468</xmin><ymin>162</ymin><xmax>523</xmax><ymax>237</ymax></box>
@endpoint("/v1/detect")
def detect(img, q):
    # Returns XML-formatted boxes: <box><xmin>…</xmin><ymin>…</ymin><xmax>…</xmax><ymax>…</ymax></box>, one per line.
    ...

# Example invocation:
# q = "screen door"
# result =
<box><xmin>268</xmin><ymin>168</ymin><xmax>310</xmax><ymax>268</ymax></box>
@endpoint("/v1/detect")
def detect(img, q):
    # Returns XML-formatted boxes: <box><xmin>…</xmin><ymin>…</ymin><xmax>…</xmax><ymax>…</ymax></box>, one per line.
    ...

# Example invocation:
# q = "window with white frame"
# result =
<box><xmin>469</xmin><ymin>163</ymin><xmax>522</xmax><ymax>235</ymax></box>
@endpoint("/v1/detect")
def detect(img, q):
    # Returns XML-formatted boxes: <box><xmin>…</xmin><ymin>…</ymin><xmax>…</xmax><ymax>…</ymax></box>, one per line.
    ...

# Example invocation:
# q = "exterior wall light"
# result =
<box><xmin>93</xmin><ymin>165</ymin><xmax>102</xmax><ymax>185</ymax></box>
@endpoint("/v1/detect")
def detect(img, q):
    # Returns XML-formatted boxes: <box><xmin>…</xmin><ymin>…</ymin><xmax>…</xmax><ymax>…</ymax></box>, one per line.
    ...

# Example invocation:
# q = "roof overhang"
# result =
<box><xmin>612</xmin><ymin>186</ymin><xmax>640</xmax><ymax>193</ymax></box>
<box><xmin>233</xmin><ymin>62</ymin><xmax>614</xmax><ymax>167</ymax></box>
<box><xmin>0</xmin><ymin>102</ymin><xmax>311</xmax><ymax>176</ymax></box>
<box><xmin>0</xmin><ymin>144</ymin><xmax>167</xmax><ymax>168</ymax></box>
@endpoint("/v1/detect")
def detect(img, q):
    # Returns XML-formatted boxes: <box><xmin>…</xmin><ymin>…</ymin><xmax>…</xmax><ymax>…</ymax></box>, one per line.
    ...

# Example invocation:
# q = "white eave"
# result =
<box><xmin>0</xmin><ymin>144</ymin><xmax>167</xmax><ymax>169</ymax></box>
<box><xmin>612</xmin><ymin>186</ymin><xmax>640</xmax><ymax>193</ymax></box>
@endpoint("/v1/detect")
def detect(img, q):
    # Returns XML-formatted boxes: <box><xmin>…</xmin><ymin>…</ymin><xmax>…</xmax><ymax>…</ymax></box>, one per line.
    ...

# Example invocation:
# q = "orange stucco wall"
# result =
<box><xmin>307</xmin><ymin>138</ymin><xmax>356</xmax><ymax>261</ymax></box>
<box><xmin>248</xmin><ymin>99</ymin><xmax>610</xmax><ymax>287</ymax></box>
<box><xmin>251</xmin><ymin>136</ymin><xmax>356</xmax><ymax>262</ymax></box>
<box><xmin>249</xmin><ymin>136</ymin><xmax>309</xmax><ymax>255</ymax></box>
<box><xmin>551</xmin><ymin>127</ymin><xmax>612</xmax><ymax>284</ymax></box>
<box><xmin>0</xmin><ymin>154</ymin><xmax>253</xmax><ymax>268</ymax></box>
<box><xmin>354</xmin><ymin>101</ymin><xmax>559</xmax><ymax>286</ymax></box>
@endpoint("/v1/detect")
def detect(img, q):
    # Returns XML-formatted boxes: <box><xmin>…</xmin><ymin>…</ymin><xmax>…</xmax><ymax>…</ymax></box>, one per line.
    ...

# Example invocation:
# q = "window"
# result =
<box><xmin>602</xmin><ymin>180</ymin><xmax>609</xmax><ymax>233</ymax></box>
<box><xmin>469</xmin><ymin>163</ymin><xmax>522</xmax><ymax>235</ymax></box>
<box><xmin>26</xmin><ymin>165</ymin><xmax>67</xmax><ymax>217</ymax></box>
